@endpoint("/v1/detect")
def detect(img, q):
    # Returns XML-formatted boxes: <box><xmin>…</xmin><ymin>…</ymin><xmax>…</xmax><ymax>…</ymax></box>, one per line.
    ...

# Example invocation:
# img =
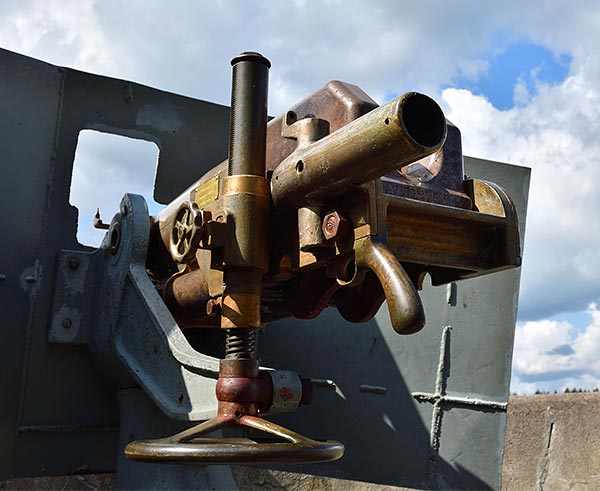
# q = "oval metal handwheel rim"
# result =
<box><xmin>124</xmin><ymin>414</ymin><xmax>344</xmax><ymax>465</ymax></box>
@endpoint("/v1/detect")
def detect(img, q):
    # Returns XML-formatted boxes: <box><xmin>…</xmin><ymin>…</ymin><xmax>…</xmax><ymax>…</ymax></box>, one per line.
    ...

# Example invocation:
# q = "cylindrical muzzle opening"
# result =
<box><xmin>400</xmin><ymin>93</ymin><xmax>446</xmax><ymax>148</ymax></box>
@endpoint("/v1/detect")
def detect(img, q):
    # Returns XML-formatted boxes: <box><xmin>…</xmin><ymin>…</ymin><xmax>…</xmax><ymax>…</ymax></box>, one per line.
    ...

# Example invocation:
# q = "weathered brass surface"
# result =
<box><xmin>193</xmin><ymin>175</ymin><xmax>219</xmax><ymax>209</ymax></box>
<box><xmin>466</xmin><ymin>178</ymin><xmax>507</xmax><ymax>217</ymax></box>
<box><xmin>221</xmin><ymin>285</ymin><xmax>262</xmax><ymax>329</ymax></box>
<box><xmin>169</xmin><ymin>201</ymin><xmax>203</xmax><ymax>263</ymax></box>
<box><xmin>385</xmin><ymin>193</ymin><xmax>518</xmax><ymax>275</ymax></box>
<box><xmin>151</xmin><ymin>77</ymin><xmax>520</xmax><ymax>331</ymax></box>
<box><xmin>127</xmin><ymin>52</ymin><xmax>348</xmax><ymax>465</ymax></box>
<box><xmin>124</xmin><ymin>415</ymin><xmax>344</xmax><ymax>464</ymax></box>
<box><xmin>222</xmin><ymin>175</ymin><xmax>270</xmax><ymax>271</ymax></box>
<box><xmin>270</xmin><ymin>92</ymin><xmax>446</xmax><ymax>206</ymax></box>
<box><xmin>129</xmin><ymin>51</ymin><xmax>521</xmax><ymax>465</ymax></box>
<box><xmin>353</xmin><ymin>236</ymin><xmax>424</xmax><ymax>335</ymax></box>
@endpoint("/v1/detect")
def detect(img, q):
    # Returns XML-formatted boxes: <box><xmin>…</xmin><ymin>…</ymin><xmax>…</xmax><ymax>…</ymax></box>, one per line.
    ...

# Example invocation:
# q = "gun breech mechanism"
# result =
<box><xmin>89</xmin><ymin>52</ymin><xmax>520</xmax><ymax>464</ymax></box>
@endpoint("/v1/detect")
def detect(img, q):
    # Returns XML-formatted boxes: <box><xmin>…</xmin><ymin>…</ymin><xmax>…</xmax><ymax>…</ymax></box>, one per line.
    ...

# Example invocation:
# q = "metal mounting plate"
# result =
<box><xmin>48</xmin><ymin>250</ymin><xmax>95</xmax><ymax>345</ymax></box>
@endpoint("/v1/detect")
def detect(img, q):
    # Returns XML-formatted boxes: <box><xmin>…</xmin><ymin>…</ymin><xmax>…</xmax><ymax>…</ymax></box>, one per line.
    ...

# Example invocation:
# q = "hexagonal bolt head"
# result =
<box><xmin>322</xmin><ymin>211</ymin><xmax>350</xmax><ymax>241</ymax></box>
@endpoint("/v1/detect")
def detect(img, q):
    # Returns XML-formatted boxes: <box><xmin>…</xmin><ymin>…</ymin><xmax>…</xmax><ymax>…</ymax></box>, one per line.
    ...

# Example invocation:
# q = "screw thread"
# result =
<box><xmin>225</xmin><ymin>328</ymin><xmax>256</xmax><ymax>360</ymax></box>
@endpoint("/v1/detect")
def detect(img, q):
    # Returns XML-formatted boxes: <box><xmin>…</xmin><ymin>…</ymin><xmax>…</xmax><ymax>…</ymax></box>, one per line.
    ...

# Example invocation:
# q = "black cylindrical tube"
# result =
<box><xmin>228</xmin><ymin>52</ymin><xmax>271</xmax><ymax>177</ymax></box>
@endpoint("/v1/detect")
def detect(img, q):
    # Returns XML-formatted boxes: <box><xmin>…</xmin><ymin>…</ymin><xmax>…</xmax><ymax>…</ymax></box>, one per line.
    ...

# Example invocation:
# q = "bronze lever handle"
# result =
<box><xmin>354</xmin><ymin>237</ymin><xmax>425</xmax><ymax>335</ymax></box>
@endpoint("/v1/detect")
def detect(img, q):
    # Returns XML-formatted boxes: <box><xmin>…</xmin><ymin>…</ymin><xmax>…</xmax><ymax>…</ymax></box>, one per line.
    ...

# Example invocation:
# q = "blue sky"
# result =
<box><xmin>2</xmin><ymin>0</ymin><xmax>600</xmax><ymax>395</ymax></box>
<box><xmin>551</xmin><ymin>310</ymin><xmax>593</xmax><ymax>333</ymax></box>
<box><xmin>447</xmin><ymin>41</ymin><xmax>572</xmax><ymax>110</ymax></box>
<box><xmin>386</xmin><ymin>40</ymin><xmax>573</xmax><ymax>111</ymax></box>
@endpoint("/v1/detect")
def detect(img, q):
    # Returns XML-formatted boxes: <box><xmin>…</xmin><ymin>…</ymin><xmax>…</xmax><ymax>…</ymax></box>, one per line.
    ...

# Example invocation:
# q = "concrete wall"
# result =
<box><xmin>502</xmin><ymin>392</ymin><xmax>600</xmax><ymax>491</ymax></box>
<box><xmin>2</xmin><ymin>393</ymin><xmax>600</xmax><ymax>490</ymax></box>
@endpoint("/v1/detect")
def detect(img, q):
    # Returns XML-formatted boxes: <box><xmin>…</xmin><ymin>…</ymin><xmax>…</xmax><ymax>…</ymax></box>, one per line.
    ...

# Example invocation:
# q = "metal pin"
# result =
<box><xmin>24</xmin><ymin>275</ymin><xmax>36</xmax><ymax>283</ymax></box>
<box><xmin>359</xmin><ymin>385</ymin><xmax>387</xmax><ymax>395</ymax></box>
<box><xmin>94</xmin><ymin>208</ymin><xmax>110</xmax><ymax>230</ymax></box>
<box><xmin>310</xmin><ymin>379</ymin><xmax>337</xmax><ymax>389</ymax></box>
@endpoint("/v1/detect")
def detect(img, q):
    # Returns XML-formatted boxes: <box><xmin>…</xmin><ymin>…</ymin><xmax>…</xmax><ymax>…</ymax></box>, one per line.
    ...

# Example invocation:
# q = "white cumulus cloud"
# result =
<box><xmin>511</xmin><ymin>304</ymin><xmax>600</xmax><ymax>393</ymax></box>
<box><xmin>441</xmin><ymin>61</ymin><xmax>600</xmax><ymax>320</ymax></box>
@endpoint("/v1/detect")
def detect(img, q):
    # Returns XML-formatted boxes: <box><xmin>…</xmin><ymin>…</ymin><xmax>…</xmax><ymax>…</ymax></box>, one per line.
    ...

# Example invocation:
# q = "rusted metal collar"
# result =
<box><xmin>215</xmin><ymin>359</ymin><xmax>311</xmax><ymax>417</ymax></box>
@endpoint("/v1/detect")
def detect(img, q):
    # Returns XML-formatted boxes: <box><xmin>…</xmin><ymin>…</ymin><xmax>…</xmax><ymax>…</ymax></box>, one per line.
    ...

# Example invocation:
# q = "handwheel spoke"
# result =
<box><xmin>239</xmin><ymin>415</ymin><xmax>309</xmax><ymax>444</ymax></box>
<box><xmin>172</xmin><ymin>416</ymin><xmax>234</xmax><ymax>443</ymax></box>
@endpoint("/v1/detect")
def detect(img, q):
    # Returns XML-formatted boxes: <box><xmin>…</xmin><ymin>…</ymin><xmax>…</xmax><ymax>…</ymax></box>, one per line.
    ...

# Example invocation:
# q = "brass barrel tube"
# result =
<box><xmin>270</xmin><ymin>92</ymin><xmax>447</xmax><ymax>206</ymax></box>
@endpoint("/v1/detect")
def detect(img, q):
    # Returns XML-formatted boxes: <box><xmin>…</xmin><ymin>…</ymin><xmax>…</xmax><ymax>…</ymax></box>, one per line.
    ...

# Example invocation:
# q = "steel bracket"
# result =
<box><xmin>48</xmin><ymin>194</ymin><xmax>227</xmax><ymax>420</ymax></box>
<box><xmin>48</xmin><ymin>249</ymin><xmax>97</xmax><ymax>345</ymax></box>
<box><xmin>91</xmin><ymin>194</ymin><xmax>223</xmax><ymax>421</ymax></box>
